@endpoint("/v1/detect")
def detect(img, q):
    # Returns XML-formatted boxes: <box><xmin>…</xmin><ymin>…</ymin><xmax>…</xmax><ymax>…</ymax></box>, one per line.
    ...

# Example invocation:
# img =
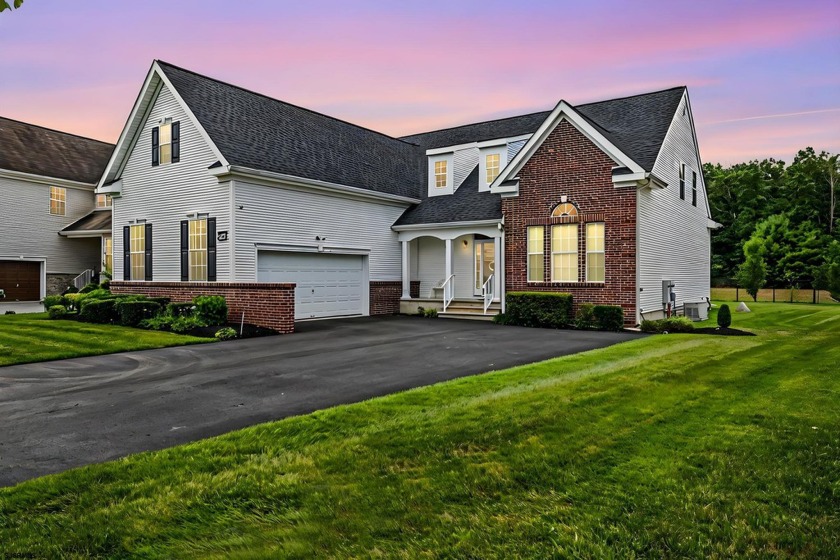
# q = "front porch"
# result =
<box><xmin>394</xmin><ymin>222</ymin><xmax>504</xmax><ymax>318</ymax></box>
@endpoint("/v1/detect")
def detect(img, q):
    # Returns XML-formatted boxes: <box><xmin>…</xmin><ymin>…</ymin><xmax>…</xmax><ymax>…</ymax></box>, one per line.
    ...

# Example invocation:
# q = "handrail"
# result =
<box><xmin>441</xmin><ymin>274</ymin><xmax>455</xmax><ymax>312</ymax></box>
<box><xmin>73</xmin><ymin>269</ymin><xmax>95</xmax><ymax>291</ymax></box>
<box><xmin>482</xmin><ymin>274</ymin><xmax>494</xmax><ymax>314</ymax></box>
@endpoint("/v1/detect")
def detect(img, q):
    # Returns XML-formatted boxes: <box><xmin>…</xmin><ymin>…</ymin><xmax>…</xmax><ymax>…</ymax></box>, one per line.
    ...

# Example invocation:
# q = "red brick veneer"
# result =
<box><xmin>111</xmin><ymin>282</ymin><xmax>295</xmax><ymax>333</ymax></box>
<box><xmin>370</xmin><ymin>281</ymin><xmax>420</xmax><ymax>315</ymax></box>
<box><xmin>503</xmin><ymin>120</ymin><xmax>637</xmax><ymax>325</ymax></box>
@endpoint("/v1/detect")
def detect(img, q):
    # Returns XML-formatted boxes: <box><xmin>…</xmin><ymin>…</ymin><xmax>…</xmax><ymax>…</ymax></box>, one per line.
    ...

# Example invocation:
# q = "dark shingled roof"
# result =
<box><xmin>157</xmin><ymin>61</ymin><xmax>425</xmax><ymax>200</ymax></box>
<box><xmin>399</xmin><ymin>87</ymin><xmax>686</xmax><ymax>172</ymax></box>
<box><xmin>394</xmin><ymin>166</ymin><xmax>501</xmax><ymax>226</ymax></box>
<box><xmin>0</xmin><ymin>117</ymin><xmax>113</xmax><ymax>184</ymax></box>
<box><xmin>60</xmin><ymin>209</ymin><xmax>112</xmax><ymax>233</ymax></box>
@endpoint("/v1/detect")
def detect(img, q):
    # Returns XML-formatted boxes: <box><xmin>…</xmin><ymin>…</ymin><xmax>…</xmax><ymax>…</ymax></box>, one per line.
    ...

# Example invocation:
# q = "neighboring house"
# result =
<box><xmin>0</xmin><ymin>117</ymin><xmax>114</xmax><ymax>305</ymax></box>
<box><xmin>98</xmin><ymin>60</ymin><xmax>714</xmax><ymax>331</ymax></box>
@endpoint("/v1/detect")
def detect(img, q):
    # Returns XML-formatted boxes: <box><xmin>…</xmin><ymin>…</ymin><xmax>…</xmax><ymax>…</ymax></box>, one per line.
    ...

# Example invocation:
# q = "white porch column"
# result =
<box><xmin>493</xmin><ymin>236</ymin><xmax>502</xmax><ymax>300</ymax></box>
<box><xmin>444</xmin><ymin>237</ymin><xmax>453</xmax><ymax>285</ymax></box>
<box><xmin>401</xmin><ymin>240</ymin><xmax>411</xmax><ymax>299</ymax></box>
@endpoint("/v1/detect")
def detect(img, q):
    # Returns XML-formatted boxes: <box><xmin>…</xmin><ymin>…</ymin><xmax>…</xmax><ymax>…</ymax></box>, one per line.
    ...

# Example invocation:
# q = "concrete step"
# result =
<box><xmin>438</xmin><ymin>311</ymin><xmax>496</xmax><ymax>321</ymax></box>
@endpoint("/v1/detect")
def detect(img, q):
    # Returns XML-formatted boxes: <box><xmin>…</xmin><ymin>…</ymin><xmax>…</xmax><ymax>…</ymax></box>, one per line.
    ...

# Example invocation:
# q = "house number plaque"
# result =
<box><xmin>217</xmin><ymin>231</ymin><xmax>229</xmax><ymax>242</ymax></box>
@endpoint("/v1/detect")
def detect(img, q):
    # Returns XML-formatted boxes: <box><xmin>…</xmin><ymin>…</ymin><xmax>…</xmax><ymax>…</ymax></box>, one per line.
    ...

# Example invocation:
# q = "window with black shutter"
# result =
<box><xmin>152</xmin><ymin>121</ymin><xmax>180</xmax><ymax>166</ymax></box>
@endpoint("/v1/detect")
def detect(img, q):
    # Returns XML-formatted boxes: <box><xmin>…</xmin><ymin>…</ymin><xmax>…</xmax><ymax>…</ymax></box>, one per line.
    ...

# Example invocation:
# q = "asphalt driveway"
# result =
<box><xmin>0</xmin><ymin>316</ymin><xmax>641</xmax><ymax>487</ymax></box>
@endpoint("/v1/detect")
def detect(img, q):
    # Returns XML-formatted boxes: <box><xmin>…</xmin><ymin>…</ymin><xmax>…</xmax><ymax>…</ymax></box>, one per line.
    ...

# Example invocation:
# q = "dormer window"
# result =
<box><xmin>95</xmin><ymin>194</ymin><xmax>112</xmax><ymax>208</ymax></box>
<box><xmin>434</xmin><ymin>160</ymin><xmax>448</xmax><ymax>188</ymax></box>
<box><xmin>152</xmin><ymin>120</ymin><xmax>180</xmax><ymax>166</ymax></box>
<box><xmin>486</xmin><ymin>153</ymin><xmax>501</xmax><ymax>183</ymax></box>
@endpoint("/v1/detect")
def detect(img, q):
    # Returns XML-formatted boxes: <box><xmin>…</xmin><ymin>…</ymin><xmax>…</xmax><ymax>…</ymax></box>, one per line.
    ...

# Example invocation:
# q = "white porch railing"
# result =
<box><xmin>482</xmin><ymin>273</ymin><xmax>494</xmax><ymax>315</ymax></box>
<box><xmin>73</xmin><ymin>269</ymin><xmax>95</xmax><ymax>291</ymax></box>
<box><xmin>441</xmin><ymin>274</ymin><xmax>455</xmax><ymax>312</ymax></box>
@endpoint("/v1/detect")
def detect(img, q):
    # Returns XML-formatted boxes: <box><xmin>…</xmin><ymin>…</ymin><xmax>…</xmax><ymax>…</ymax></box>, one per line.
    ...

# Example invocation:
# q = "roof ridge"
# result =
<box><xmin>0</xmin><ymin>116</ymin><xmax>114</xmax><ymax>147</ymax></box>
<box><xmin>576</xmin><ymin>86</ymin><xmax>686</xmax><ymax>108</ymax></box>
<box><xmin>154</xmin><ymin>60</ymin><xmax>418</xmax><ymax>149</ymax></box>
<box><xmin>399</xmin><ymin>109</ymin><xmax>551</xmax><ymax>139</ymax></box>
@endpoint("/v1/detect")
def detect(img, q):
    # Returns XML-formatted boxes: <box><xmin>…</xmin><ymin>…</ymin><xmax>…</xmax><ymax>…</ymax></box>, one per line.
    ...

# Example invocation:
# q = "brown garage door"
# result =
<box><xmin>0</xmin><ymin>261</ymin><xmax>41</xmax><ymax>301</ymax></box>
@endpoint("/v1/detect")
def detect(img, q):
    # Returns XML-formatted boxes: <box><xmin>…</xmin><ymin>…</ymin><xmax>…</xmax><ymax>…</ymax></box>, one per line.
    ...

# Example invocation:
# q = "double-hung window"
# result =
<box><xmin>551</xmin><ymin>224</ymin><xmax>578</xmax><ymax>282</ymax></box>
<box><xmin>95</xmin><ymin>193</ymin><xmax>112</xmax><ymax>208</ymax></box>
<box><xmin>527</xmin><ymin>226</ymin><xmax>544</xmax><ymax>282</ymax></box>
<box><xmin>189</xmin><ymin>218</ymin><xmax>208</xmax><ymax>281</ymax></box>
<box><xmin>434</xmin><ymin>160</ymin><xmax>448</xmax><ymax>188</ymax></box>
<box><xmin>586</xmin><ymin>223</ymin><xmax>605</xmax><ymax>282</ymax></box>
<box><xmin>151</xmin><ymin>120</ymin><xmax>180</xmax><ymax>166</ymax></box>
<box><xmin>679</xmin><ymin>163</ymin><xmax>686</xmax><ymax>200</ymax></box>
<box><xmin>181</xmin><ymin>217</ymin><xmax>216</xmax><ymax>281</ymax></box>
<box><xmin>129</xmin><ymin>224</ymin><xmax>146</xmax><ymax>280</ymax></box>
<box><xmin>485</xmin><ymin>153</ymin><xmax>501</xmax><ymax>184</ymax></box>
<box><xmin>50</xmin><ymin>186</ymin><xmax>66</xmax><ymax>216</ymax></box>
<box><xmin>692</xmin><ymin>171</ymin><xmax>698</xmax><ymax>207</ymax></box>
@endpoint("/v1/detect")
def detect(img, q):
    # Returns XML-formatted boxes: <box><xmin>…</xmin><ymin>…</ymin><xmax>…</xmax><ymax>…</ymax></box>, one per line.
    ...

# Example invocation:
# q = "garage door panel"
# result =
<box><xmin>257</xmin><ymin>252</ymin><xmax>366</xmax><ymax>320</ymax></box>
<box><xmin>0</xmin><ymin>261</ymin><xmax>41</xmax><ymax>302</ymax></box>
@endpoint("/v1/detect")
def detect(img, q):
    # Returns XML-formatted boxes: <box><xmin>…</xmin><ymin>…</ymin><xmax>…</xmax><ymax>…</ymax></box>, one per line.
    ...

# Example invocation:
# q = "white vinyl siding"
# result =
<box><xmin>551</xmin><ymin>224</ymin><xmax>577</xmax><ymax>282</ymax></box>
<box><xmin>453</xmin><ymin>146</ymin><xmax>479</xmax><ymax>191</ymax></box>
<box><xmin>233</xmin><ymin>181</ymin><xmax>409</xmax><ymax>282</ymax></box>
<box><xmin>412</xmin><ymin>235</ymin><xmax>484</xmax><ymax>299</ymax></box>
<box><xmin>507</xmin><ymin>139</ymin><xmax>528</xmax><ymax>162</ymax></box>
<box><xmin>112</xmin><ymin>83</ymin><xmax>231</xmax><ymax>282</ymax></box>
<box><xmin>0</xmin><ymin>175</ymin><xmax>98</xmax><ymax>273</ymax></box>
<box><xmin>638</xmin><ymin>92</ymin><xmax>711</xmax><ymax>319</ymax></box>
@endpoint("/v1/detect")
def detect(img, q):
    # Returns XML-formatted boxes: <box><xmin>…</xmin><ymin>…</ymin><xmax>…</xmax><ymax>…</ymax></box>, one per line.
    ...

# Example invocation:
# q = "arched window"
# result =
<box><xmin>551</xmin><ymin>202</ymin><xmax>578</xmax><ymax>218</ymax></box>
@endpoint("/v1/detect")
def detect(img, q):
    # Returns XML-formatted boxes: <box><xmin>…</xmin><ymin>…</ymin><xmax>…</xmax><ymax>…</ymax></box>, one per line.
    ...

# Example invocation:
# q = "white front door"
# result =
<box><xmin>474</xmin><ymin>239</ymin><xmax>495</xmax><ymax>295</ymax></box>
<box><xmin>257</xmin><ymin>251</ymin><xmax>366</xmax><ymax>319</ymax></box>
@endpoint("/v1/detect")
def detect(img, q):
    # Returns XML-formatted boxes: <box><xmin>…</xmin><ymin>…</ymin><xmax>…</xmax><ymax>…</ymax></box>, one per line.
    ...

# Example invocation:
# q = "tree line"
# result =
<box><xmin>704</xmin><ymin>148</ymin><xmax>839</xmax><ymax>300</ymax></box>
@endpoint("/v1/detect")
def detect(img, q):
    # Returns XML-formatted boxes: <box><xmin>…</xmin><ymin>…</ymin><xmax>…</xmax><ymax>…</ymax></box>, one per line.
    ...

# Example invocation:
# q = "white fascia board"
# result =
<box><xmin>96</xmin><ymin>179</ymin><xmax>123</xmax><ymax>196</ymax></box>
<box><xmin>490</xmin><ymin>100</ymin><xmax>644</xmax><ymax>192</ymax></box>
<box><xmin>707</xmin><ymin>218</ymin><xmax>723</xmax><ymax>229</ymax></box>
<box><xmin>491</xmin><ymin>180</ymin><xmax>519</xmax><ymax>195</ymax></box>
<box><xmin>425</xmin><ymin>133</ymin><xmax>533</xmax><ymax>156</ymax></box>
<box><xmin>0</xmin><ymin>168</ymin><xmax>95</xmax><ymax>190</ymax></box>
<box><xmin>255</xmin><ymin>242</ymin><xmax>372</xmax><ymax>255</ymax></box>
<box><xmin>392</xmin><ymin>219</ymin><xmax>501</xmax><ymax>231</ymax></box>
<box><xmin>213</xmin><ymin>165</ymin><xmax>421</xmax><ymax>206</ymax></box>
<box><xmin>0</xmin><ymin>255</ymin><xmax>47</xmax><ymax>261</ymax></box>
<box><xmin>59</xmin><ymin>229</ymin><xmax>110</xmax><ymax>238</ymax></box>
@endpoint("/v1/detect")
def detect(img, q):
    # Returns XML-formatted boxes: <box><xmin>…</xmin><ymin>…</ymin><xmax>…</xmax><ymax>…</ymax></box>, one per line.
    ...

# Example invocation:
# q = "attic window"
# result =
<box><xmin>551</xmin><ymin>202</ymin><xmax>578</xmax><ymax>218</ymax></box>
<box><xmin>486</xmin><ymin>153</ymin><xmax>501</xmax><ymax>183</ymax></box>
<box><xmin>152</xmin><ymin>120</ymin><xmax>180</xmax><ymax>166</ymax></box>
<box><xmin>434</xmin><ymin>160</ymin><xmax>448</xmax><ymax>188</ymax></box>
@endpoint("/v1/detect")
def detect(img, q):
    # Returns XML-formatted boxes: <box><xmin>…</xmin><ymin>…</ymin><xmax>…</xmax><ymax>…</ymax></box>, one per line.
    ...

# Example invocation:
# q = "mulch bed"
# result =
<box><xmin>186</xmin><ymin>323</ymin><xmax>278</xmax><ymax>339</ymax></box>
<box><xmin>693</xmin><ymin>327</ymin><xmax>756</xmax><ymax>336</ymax></box>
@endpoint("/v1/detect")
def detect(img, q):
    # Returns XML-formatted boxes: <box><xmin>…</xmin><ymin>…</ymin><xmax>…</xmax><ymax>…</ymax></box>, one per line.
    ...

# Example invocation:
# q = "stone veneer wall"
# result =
<box><xmin>502</xmin><ymin>120</ymin><xmax>638</xmax><ymax>325</ymax></box>
<box><xmin>111</xmin><ymin>281</ymin><xmax>295</xmax><ymax>333</ymax></box>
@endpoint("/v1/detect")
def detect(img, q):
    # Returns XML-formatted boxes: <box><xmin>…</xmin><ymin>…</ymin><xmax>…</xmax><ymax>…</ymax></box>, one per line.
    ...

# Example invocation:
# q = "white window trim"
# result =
<box><xmin>479</xmin><ymin>146</ymin><xmax>507</xmax><ymax>192</ymax></box>
<box><xmin>50</xmin><ymin>186</ymin><xmax>66</xmax><ymax>216</ymax></box>
<box><xmin>526</xmin><ymin>226</ymin><xmax>544</xmax><ymax>283</ymax></box>
<box><xmin>551</xmin><ymin>223</ymin><xmax>578</xmax><ymax>283</ymax></box>
<box><xmin>427</xmin><ymin>153</ymin><xmax>454</xmax><ymax>197</ymax></box>
<box><xmin>585</xmin><ymin>222</ymin><xmax>605</xmax><ymax>283</ymax></box>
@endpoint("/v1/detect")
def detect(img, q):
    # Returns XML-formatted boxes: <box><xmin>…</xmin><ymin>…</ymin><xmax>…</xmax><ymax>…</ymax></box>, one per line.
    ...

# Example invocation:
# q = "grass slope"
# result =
<box><xmin>0</xmin><ymin>313</ymin><xmax>211</xmax><ymax>366</ymax></box>
<box><xmin>1</xmin><ymin>303</ymin><xmax>839</xmax><ymax>558</ymax></box>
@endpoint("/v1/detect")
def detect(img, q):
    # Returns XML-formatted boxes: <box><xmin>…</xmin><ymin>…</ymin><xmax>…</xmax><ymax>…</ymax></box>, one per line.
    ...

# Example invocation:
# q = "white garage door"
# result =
<box><xmin>257</xmin><ymin>251</ymin><xmax>366</xmax><ymax>320</ymax></box>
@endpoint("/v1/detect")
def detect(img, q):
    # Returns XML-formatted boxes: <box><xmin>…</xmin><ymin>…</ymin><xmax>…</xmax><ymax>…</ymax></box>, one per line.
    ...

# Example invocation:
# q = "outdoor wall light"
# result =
<box><xmin>463</xmin><ymin>239</ymin><xmax>468</xmax><ymax>247</ymax></box>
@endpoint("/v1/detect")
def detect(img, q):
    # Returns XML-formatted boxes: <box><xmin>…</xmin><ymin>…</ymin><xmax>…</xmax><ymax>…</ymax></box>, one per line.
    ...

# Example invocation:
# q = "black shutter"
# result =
<box><xmin>171</xmin><ymin>121</ymin><xmax>180</xmax><ymax>163</ymax></box>
<box><xmin>123</xmin><ymin>226</ymin><xmax>131</xmax><ymax>281</ymax></box>
<box><xmin>207</xmin><ymin>217</ymin><xmax>217</xmax><ymax>281</ymax></box>
<box><xmin>144</xmin><ymin>224</ymin><xmax>153</xmax><ymax>281</ymax></box>
<box><xmin>151</xmin><ymin>127</ymin><xmax>159</xmax><ymax>167</ymax></box>
<box><xmin>180</xmin><ymin>220</ymin><xmax>190</xmax><ymax>281</ymax></box>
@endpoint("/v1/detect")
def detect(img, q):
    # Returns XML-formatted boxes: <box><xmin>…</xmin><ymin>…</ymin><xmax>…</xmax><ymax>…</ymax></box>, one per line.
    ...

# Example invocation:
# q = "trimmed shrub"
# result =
<box><xmin>78</xmin><ymin>299</ymin><xmax>118</xmax><ymax>324</ymax></box>
<box><xmin>593</xmin><ymin>305</ymin><xmax>624</xmax><ymax>331</ymax></box>
<box><xmin>640</xmin><ymin>319</ymin><xmax>660</xmax><ymax>333</ymax></box>
<box><xmin>147</xmin><ymin>296</ymin><xmax>171</xmax><ymax>308</ymax></box>
<box><xmin>718</xmin><ymin>304</ymin><xmax>732</xmax><ymax>329</ymax></box>
<box><xmin>167</xmin><ymin>302</ymin><xmax>196</xmax><ymax>318</ymax></box>
<box><xmin>4</xmin><ymin>310</ymin><xmax>15</xmax><ymax>315</ymax></box>
<box><xmin>47</xmin><ymin>305</ymin><xmax>67</xmax><ymax>319</ymax></box>
<box><xmin>505</xmin><ymin>292</ymin><xmax>573</xmax><ymax>329</ymax></box>
<box><xmin>574</xmin><ymin>303</ymin><xmax>596</xmax><ymax>330</ymax></box>
<box><xmin>194</xmin><ymin>295</ymin><xmax>228</xmax><ymax>325</ymax></box>
<box><xmin>79</xmin><ymin>282</ymin><xmax>99</xmax><ymax>294</ymax></box>
<box><xmin>170</xmin><ymin>315</ymin><xmax>207</xmax><ymax>334</ymax></box>
<box><xmin>640</xmin><ymin>317</ymin><xmax>694</xmax><ymax>334</ymax></box>
<box><xmin>140</xmin><ymin>314</ymin><xmax>173</xmax><ymax>331</ymax></box>
<box><xmin>43</xmin><ymin>295</ymin><xmax>66</xmax><ymax>309</ymax></box>
<box><xmin>115</xmin><ymin>301</ymin><xmax>162</xmax><ymax>327</ymax></box>
<box><xmin>215</xmin><ymin>327</ymin><xmax>237</xmax><ymax>341</ymax></box>
<box><xmin>492</xmin><ymin>312</ymin><xmax>508</xmax><ymax>325</ymax></box>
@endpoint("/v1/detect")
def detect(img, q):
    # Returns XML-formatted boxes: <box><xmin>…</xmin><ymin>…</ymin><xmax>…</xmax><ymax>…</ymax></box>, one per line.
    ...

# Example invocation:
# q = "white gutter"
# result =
<box><xmin>392</xmin><ymin>219</ymin><xmax>502</xmax><ymax>231</ymax></box>
<box><xmin>0</xmin><ymin>169</ymin><xmax>95</xmax><ymax>190</ymax></box>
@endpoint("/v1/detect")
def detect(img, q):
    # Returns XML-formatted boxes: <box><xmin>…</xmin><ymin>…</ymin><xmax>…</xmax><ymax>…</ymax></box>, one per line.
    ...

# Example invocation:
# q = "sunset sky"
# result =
<box><xmin>1</xmin><ymin>0</ymin><xmax>838</xmax><ymax>165</ymax></box>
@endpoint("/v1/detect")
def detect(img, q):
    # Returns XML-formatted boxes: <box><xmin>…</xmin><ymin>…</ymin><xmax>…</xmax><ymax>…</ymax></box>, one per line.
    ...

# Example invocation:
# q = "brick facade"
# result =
<box><xmin>111</xmin><ymin>281</ymin><xmax>295</xmax><ymax>333</ymax></box>
<box><xmin>369</xmin><ymin>280</ymin><xmax>420</xmax><ymax>315</ymax></box>
<box><xmin>503</xmin><ymin>120</ymin><xmax>637</xmax><ymax>325</ymax></box>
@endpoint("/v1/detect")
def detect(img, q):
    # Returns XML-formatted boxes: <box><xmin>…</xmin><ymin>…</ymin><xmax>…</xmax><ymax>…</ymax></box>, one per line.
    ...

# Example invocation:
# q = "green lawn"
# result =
<box><xmin>1</xmin><ymin>303</ymin><xmax>838</xmax><ymax>558</ymax></box>
<box><xmin>0</xmin><ymin>313</ymin><xmax>211</xmax><ymax>366</ymax></box>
